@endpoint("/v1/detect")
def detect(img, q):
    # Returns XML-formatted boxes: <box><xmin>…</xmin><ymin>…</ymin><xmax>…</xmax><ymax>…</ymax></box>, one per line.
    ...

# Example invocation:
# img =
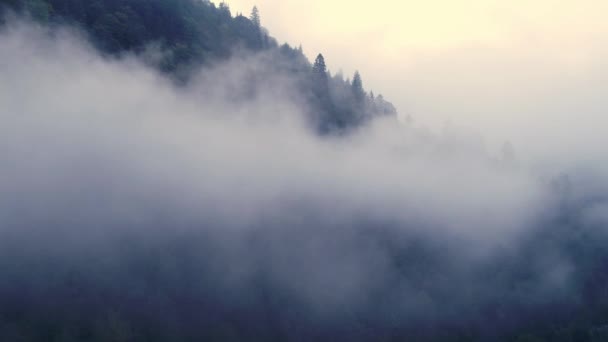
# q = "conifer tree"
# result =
<box><xmin>312</xmin><ymin>53</ymin><xmax>327</xmax><ymax>77</ymax></box>
<box><xmin>352</xmin><ymin>71</ymin><xmax>365</xmax><ymax>104</ymax></box>
<box><xmin>250</xmin><ymin>6</ymin><xmax>260</xmax><ymax>28</ymax></box>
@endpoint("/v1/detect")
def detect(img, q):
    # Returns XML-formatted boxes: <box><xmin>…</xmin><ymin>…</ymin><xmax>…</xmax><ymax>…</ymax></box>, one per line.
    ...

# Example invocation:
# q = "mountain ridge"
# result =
<box><xmin>0</xmin><ymin>0</ymin><xmax>397</xmax><ymax>133</ymax></box>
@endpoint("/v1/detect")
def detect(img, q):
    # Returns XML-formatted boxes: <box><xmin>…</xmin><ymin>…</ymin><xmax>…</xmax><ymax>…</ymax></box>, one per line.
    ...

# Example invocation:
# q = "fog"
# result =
<box><xmin>1</xmin><ymin>21</ymin><xmax>608</xmax><ymax>340</ymax></box>
<box><xmin>223</xmin><ymin>0</ymin><xmax>608</xmax><ymax>168</ymax></box>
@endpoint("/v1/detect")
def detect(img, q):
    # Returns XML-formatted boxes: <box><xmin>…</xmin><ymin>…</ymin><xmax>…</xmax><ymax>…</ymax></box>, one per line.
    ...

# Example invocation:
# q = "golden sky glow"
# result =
<box><xmin>214</xmin><ymin>1</ymin><xmax>608</xmax><ymax>145</ymax></box>
<box><xmin>217</xmin><ymin>0</ymin><xmax>608</xmax><ymax>51</ymax></box>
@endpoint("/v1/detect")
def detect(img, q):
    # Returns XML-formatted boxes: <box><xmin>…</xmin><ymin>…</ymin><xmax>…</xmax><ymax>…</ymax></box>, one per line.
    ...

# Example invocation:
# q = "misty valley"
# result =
<box><xmin>1</xmin><ymin>1</ymin><xmax>608</xmax><ymax>341</ymax></box>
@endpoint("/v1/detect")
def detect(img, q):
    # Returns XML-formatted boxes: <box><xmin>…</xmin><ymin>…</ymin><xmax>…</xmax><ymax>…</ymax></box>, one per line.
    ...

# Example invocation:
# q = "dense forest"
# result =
<box><xmin>0</xmin><ymin>0</ymin><xmax>396</xmax><ymax>133</ymax></box>
<box><xmin>2</xmin><ymin>1</ymin><xmax>608</xmax><ymax>342</ymax></box>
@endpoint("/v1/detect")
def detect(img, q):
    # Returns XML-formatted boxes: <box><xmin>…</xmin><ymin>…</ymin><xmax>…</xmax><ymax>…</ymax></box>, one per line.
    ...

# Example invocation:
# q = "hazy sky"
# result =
<box><xmin>214</xmin><ymin>0</ymin><xmax>608</xmax><ymax>157</ymax></box>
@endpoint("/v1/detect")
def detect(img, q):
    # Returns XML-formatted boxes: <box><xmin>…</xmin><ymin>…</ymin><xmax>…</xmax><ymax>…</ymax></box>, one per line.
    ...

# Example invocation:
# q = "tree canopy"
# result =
<box><xmin>0</xmin><ymin>0</ymin><xmax>397</xmax><ymax>133</ymax></box>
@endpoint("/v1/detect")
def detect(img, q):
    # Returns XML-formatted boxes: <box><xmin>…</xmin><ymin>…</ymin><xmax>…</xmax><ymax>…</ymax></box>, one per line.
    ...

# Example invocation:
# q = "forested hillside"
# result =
<box><xmin>0</xmin><ymin>0</ymin><xmax>396</xmax><ymax>133</ymax></box>
<box><xmin>4</xmin><ymin>2</ymin><xmax>608</xmax><ymax>342</ymax></box>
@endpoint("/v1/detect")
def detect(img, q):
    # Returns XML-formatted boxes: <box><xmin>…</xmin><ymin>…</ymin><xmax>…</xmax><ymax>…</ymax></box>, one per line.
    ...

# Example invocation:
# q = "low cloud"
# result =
<box><xmin>0</xmin><ymin>20</ymin><xmax>606</xmax><ymax>340</ymax></box>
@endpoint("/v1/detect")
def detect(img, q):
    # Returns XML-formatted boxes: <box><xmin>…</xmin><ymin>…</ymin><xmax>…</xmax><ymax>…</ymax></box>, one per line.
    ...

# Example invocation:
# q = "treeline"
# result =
<box><xmin>0</xmin><ymin>0</ymin><xmax>397</xmax><ymax>132</ymax></box>
<box><xmin>0</xmin><ymin>0</ymin><xmax>272</xmax><ymax>69</ymax></box>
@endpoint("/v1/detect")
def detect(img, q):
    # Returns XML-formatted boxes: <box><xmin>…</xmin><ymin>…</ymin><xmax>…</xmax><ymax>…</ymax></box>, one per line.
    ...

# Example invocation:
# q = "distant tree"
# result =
<box><xmin>333</xmin><ymin>69</ymin><xmax>344</xmax><ymax>82</ymax></box>
<box><xmin>351</xmin><ymin>71</ymin><xmax>365</xmax><ymax>104</ymax></box>
<box><xmin>311</xmin><ymin>53</ymin><xmax>335</xmax><ymax>130</ymax></box>
<box><xmin>312</xmin><ymin>54</ymin><xmax>329</xmax><ymax>97</ymax></box>
<box><xmin>247</xmin><ymin>6</ymin><xmax>265</xmax><ymax>48</ymax></box>
<box><xmin>312</xmin><ymin>53</ymin><xmax>327</xmax><ymax>77</ymax></box>
<box><xmin>375</xmin><ymin>94</ymin><xmax>397</xmax><ymax>115</ymax></box>
<box><xmin>368</xmin><ymin>91</ymin><xmax>378</xmax><ymax>114</ymax></box>
<box><xmin>249</xmin><ymin>5</ymin><xmax>260</xmax><ymax>28</ymax></box>
<box><xmin>218</xmin><ymin>1</ymin><xmax>230</xmax><ymax>16</ymax></box>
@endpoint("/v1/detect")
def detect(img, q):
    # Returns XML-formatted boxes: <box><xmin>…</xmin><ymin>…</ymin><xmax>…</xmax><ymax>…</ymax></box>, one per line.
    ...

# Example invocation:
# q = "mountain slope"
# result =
<box><xmin>0</xmin><ymin>0</ymin><xmax>397</xmax><ymax>133</ymax></box>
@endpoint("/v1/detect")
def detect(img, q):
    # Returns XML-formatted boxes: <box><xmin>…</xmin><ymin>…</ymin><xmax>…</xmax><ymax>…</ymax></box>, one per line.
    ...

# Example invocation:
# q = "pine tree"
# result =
<box><xmin>249</xmin><ymin>6</ymin><xmax>260</xmax><ymax>28</ymax></box>
<box><xmin>312</xmin><ymin>54</ymin><xmax>329</xmax><ymax>96</ymax></box>
<box><xmin>248</xmin><ymin>6</ymin><xmax>265</xmax><ymax>48</ymax></box>
<box><xmin>219</xmin><ymin>1</ymin><xmax>231</xmax><ymax>16</ymax></box>
<box><xmin>311</xmin><ymin>53</ymin><xmax>334</xmax><ymax>131</ymax></box>
<box><xmin>312</xmin><ymin>54</ymin><xmax>327</xmax><ymax>77</ymax></box>
<box><xmin>352</xmin><ymin>71</ymin><xmax>365</xmax><ymax>104</ymax></box>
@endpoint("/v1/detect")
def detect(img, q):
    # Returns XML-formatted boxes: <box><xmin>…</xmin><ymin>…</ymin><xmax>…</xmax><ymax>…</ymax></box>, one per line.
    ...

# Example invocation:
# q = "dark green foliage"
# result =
<box><xmin>25</xmin><ymin>0</ymin><xmax>52</xmax><ymax>21</ymax></box>
<box><xmin>312</xmin><ymin>53</ymin><xmax>327</xmax><ymax>75</ymax></box>
<box><xmin>249</xmin><ymin>5</ymin><xmax>260</xmax><ymax>28</ymax></box>
<box><xmin>0</xmin><ymin>0</ymin><xmax>269</xmax><ymax>68</ymax></box>
<box><xmin>0</xmin><ymin>0</ymin><xmax>397</xmax><ymax>133</ymax></box>
<box><xmin>352</xmin><ymin>71</ymin><xmax>365</xmax><ymax>104</ymax></box>
<box><xmin>310</xmin><ymin>54</ymin><xmax>335</xmax><ymax>131</ymax></box>
<box><xmin>307</xmin><ymin>54</ymin><xmax>397</xmax><ymax>132</ymax></box>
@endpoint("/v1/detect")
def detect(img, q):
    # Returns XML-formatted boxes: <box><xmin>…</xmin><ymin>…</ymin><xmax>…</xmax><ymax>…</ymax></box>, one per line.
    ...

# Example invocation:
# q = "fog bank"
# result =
<box><xmin>2</xmin><ymin>21</ymin><xmax>608</xmax><ymax>341</ymax></box>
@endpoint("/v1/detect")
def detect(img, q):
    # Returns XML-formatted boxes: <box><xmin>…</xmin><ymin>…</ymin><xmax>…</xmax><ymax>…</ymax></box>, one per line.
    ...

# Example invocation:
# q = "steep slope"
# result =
<box><xmin>0</xmin><ymin>0</ymin><xmax>397</xmax><ymax>133</ymax></box>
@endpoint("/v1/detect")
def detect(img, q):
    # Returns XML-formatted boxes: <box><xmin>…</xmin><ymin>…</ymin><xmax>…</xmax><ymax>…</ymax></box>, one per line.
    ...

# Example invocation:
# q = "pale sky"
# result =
<box><xmin>214</xmin><ymin>1</ymin><xmax>608</xmax><ymax>157</ymax></box>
